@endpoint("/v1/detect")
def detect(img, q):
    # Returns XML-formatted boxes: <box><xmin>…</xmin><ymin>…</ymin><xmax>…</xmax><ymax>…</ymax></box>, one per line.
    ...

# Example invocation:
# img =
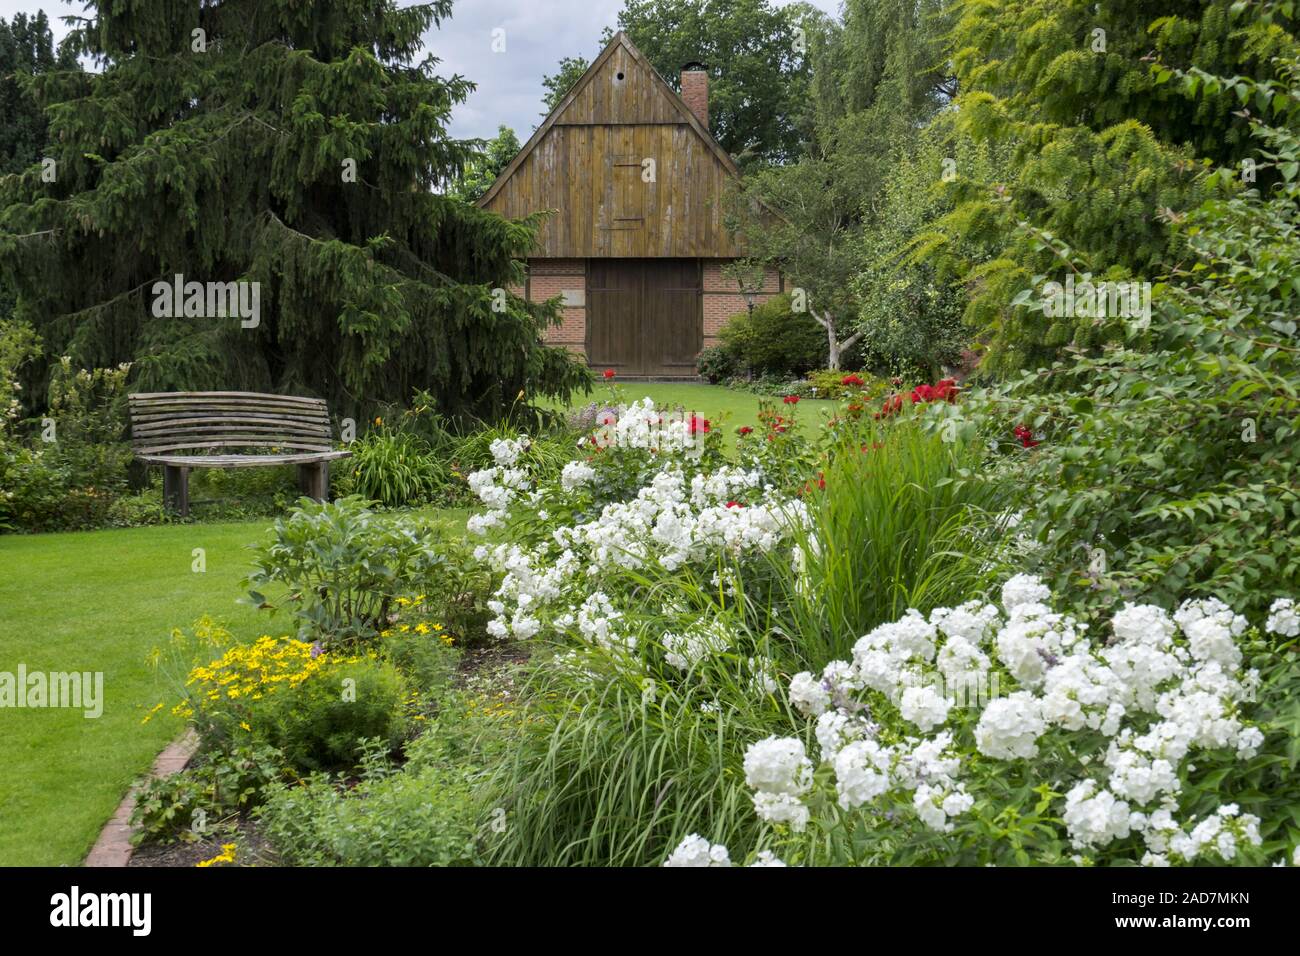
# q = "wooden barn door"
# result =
<box><xmin>588</xmin><ymin>259</ymin><xmax>701</xmax><ymax>377</ymax></box>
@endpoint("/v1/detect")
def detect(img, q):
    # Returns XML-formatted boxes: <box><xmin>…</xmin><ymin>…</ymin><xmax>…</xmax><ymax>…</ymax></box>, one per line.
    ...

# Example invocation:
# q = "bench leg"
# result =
<box><xmin>163</xmin><ymin>465</ymin><xmax>190</xmax><ymax>517</ymax></box>
<box><xmin>297</xmin><ymin>462</ymin><xmax>330</xmax><ymax>502</ymax></box>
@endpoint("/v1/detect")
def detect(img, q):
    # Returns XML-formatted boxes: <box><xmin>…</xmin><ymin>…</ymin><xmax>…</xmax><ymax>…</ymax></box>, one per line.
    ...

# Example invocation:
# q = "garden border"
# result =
<box><xmin>83</xmin><ymin>729</ymin><xmax>199</xmax><ymax>867</ymax></box>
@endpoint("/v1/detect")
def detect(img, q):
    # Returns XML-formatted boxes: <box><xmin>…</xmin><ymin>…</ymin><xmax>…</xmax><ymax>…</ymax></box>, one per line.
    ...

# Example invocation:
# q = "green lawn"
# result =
<box><xmin>0</xmin><ymin>509</ymin><xmax>466</xmax><ymax>867</ymax></box>
<box><xmin>554</xmin><ymin>381</ymin><xmax>838</xmax><ymax>447</ymax></box>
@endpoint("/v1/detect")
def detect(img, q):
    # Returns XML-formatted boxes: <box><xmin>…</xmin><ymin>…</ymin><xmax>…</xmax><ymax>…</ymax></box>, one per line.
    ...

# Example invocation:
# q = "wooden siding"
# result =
<box><xmin>479</xmin><ymin>35</ymin><xmax>743</xmax><ymax>259</ymax></box>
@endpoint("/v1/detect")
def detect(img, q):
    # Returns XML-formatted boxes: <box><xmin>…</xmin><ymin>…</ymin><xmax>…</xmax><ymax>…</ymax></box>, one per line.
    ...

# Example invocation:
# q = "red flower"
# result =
<box><xmin>603</xmin><ymin>369</ymin><xmax>616</xmax><ymax>379</ymax></box>
<box><xmin>841</xmin><ymin>374</ymin><xmax>865</xmax><ymax>387</ymax></box>
<box><xmin>1013</xmin><ymin>424</ymin><xmax>1040</xmax><ymax>448</ymax></box>
<box><xmin>689</xmin><ymin>415</ymin><xmax>711</xmax><ymax>435</ymax></box>
<box><xmin>738</xmin><ymin>425</ymin><xmax>754</xmax><ymax>436</ymax></box>
<box><xmin>875</xmin><ymin>393</ymin><xmax>905</xmax><ymax>419</ymax></box>
<box><xmin>782</xmin><ymin>394</ymin><xmax>800</xmax><ymax>405</ymax></box>
<box><xmin>725</xmin><ymin>500</ymin><xmax>744</xmax><ymax>509</ymax></box>
<box><xmin>817</xmin><ymin>472</ymin><xmax>826</xmax><ymax>490</ymax></box>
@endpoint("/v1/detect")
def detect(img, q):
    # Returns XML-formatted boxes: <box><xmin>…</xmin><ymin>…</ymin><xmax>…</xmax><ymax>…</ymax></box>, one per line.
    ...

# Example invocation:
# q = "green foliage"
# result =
<box><xmin>0</xmin><ymin>0</ymin><xmax>589</xmax><ymax>424</ymax></box>
<box><xmin>540</xmin><ymin>56</ymin><xmax>590</xmax><ymax>113</ymax></box>
<box><xmin>767</xmin><ymin>415</ymin><xmax>1010</xmax><ymax>665</ymax></box>
<box><xmin>717</xmin><ymin>293</ymin><xmax>829</xmax><ymax>376</ymax></box>
<box><xmin>949</xmin><ymin>56</ymin><xmax>1300</xmax><ymax>619</ymax></box>
<box><xmin>695</xmin><ymin>344</ymin><xmax>741</xmax><ymax>383</ymax></box>
<box><xmin>605</xmin><ymin>0</ymin><xmax>815</xmax><ymax>166</ymax></box>
<box><xmin>937</xmin><ymin>0</ymin><xmax>1299</xmax><ymax>373</ymax></box>
<box><xmin>256</xmin><ymin>715</ymin><xmax>491</xmax><ymax>866</ymax></box>
<box><xmin>130</xmin><ymin>744</ymin><xmax>286</xmax><ymax>846</ymax></box>
<box><xmin>0</xmin><ymin>11</ymin><xmax>80</xmax><ymax>176</ymax></box>
<box><xmin>253</xmin><ymin>656</ymin><xmax>408</xmax><ymax>773</ymax></box>
<box><xmin>854</xmin><ymin>118</ymin><xmax>1007</xmax><ymax>379</ymax></box>
<box><xmin>446</xmin><ymin>125</ymin><xmax>521</xmax><ymax>203</ymax></box>
<box><xmin>243</xmin><ymin>496</ymin><xmax>450</xmax><ymax>643</ymax></box>
<box><xmin>341</xmin><ymin>430</ymin><xmax>445</xmax><ymax>507</ymax></box>
<box><xmin>725</xmin><ymin>1</ymin><xmax>956</xmax><ymax>368</ymax></box>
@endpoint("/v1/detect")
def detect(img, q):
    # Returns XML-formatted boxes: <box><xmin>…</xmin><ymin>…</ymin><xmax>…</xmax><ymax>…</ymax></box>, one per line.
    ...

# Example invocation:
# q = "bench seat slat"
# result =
<box><xmin>129</xmin><ymin>390</ymin><xmax>327</xmax><ymax>405</ymax></box>
<box><xmin>137</xmin><ymin>450</ymin><xmax>352</xmax><ymax>468</ymax></box>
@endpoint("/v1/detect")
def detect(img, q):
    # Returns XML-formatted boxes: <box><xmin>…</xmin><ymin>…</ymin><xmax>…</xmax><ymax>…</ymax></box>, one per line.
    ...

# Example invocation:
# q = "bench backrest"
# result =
<box><xmin>128</xmin><ymin>391</ymin><xmax>334</xmax><ymax>456</ymax></box>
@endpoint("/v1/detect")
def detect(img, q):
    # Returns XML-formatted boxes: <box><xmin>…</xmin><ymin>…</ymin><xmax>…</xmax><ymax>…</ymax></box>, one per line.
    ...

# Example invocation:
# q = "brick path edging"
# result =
<box><xmin>84</xmin><ymin>729</ymin><xmax>200</xmax><ymax>867</ymax></box>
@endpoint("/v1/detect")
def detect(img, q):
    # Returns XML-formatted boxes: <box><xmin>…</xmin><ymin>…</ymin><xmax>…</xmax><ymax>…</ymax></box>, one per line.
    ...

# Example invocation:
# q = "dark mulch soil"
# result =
<box><xmin>128</xmin><ymin>818</ymin><xmax>278</xmax><ymax>868</ymax></box>
<box><xmin>455</xmin><ymin>641</ymin><xmax>531</xmax><ymax>685</ymax></box>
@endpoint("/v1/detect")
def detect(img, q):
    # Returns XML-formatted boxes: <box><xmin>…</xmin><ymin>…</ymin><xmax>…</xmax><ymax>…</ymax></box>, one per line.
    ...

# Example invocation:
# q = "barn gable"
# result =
<box><xmin>477</xmin><ymin>32</ymin><xmax>744</xmax><ymax>259</ymax></box>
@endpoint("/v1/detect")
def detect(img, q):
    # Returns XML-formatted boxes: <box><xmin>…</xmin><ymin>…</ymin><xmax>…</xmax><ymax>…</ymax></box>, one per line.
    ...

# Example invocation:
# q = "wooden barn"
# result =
<box><xmin>477</xmin><ymin>32</ymin><xmax>781</xmax><ymax>378</ymax></box>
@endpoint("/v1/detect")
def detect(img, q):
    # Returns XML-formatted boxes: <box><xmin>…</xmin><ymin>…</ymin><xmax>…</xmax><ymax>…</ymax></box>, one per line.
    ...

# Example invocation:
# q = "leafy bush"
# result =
<box><xmin>173</xmin><ymin>629</ymin><xmax>408</xmax><ymax>773</ymax></box>
<box><xmin>253</xmin><ymin>654</ymin><xmax>408</xmax><ymax>772</ymax></box>
<box><xmin>696</xmin><ymin>344</ymin><xmax>740</xmax><ymax>383</ymax></box>
<box><xmin>256</xmin><ymin>718</ymin><xmax>490</xmax><ymax>866</ymax></box>
<box><xmin>244</xmin><ymin>496</ymin><xmax>450</xmax><ymax>643</ymax></box>
<box><xmin>130</xmin><ymin>744</ymin><xmax>286</xmax><ymax>846</ymax></box>
<box><xmin>946</xmin><ymin>61</ymin><xmax>1300</xmax><ymax>620</ymax></box>
<box><xmin>718</xmin><ymin>293</ymin><xmax>830</xmax><ymax>377</ymax></box>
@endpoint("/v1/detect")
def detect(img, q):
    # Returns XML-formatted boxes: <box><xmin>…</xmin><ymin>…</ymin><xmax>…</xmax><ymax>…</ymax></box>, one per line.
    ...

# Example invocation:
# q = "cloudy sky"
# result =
<box><xmin>0</xmin><ymin>0</ymin><xmax>842</xmax><ymax>141</ymax></box>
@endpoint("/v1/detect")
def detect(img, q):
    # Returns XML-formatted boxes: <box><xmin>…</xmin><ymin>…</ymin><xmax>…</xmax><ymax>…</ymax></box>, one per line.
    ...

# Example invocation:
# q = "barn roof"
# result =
<box><xmin>476</xmin><ymin>31</ymin><xmax>740</xmax><ymax>209</ymax></box>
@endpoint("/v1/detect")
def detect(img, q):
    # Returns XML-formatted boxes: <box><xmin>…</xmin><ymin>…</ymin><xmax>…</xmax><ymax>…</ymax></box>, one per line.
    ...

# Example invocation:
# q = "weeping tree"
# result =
<box><xmin>0</xmin><ymin>0</ymin><xmax>589</xmax><ymax>423</ymax></box>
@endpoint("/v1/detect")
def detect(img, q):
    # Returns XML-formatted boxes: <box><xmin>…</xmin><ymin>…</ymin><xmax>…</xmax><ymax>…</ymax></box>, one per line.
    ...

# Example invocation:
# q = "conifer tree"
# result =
<box><xmin>935</xmin><ymin>0</ymin><xmax>1299</xmax><ymax>375</ymax></box>
<box><xmin>0</xmin><ymin>0</ymin><xmax>588</xmax><ymax>421</ymax></box>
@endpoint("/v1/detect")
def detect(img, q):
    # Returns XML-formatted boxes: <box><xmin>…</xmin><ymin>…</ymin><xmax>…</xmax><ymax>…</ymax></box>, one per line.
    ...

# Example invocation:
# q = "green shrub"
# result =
<box><xmin>338</xmin><ymin>430</ymin><xmax>446</xmax><ymax>507</ymax></box>
<box><xmin>950</xmin><ymin>61</ymin><xmax>1300</xmax><ymax>620</ymax></box>
<box><xmin>256</xmin><ymin>719</ymin><xmax>489</xmax><ymax>866</ymax></box>
<box><xmin>804</xmin><ymin>369</ymin><xmax>887</xmax><ymax>401</ymax></box>
<box><xmin>252</xmin><ymin>655</ymin><xmax>408</xmax><ymax>773</ymax></box>
<box><xmin>130</xmin><ymin>744</ymin><xmax>286</xmax><ymax>846</ymax></box>
<box><xmin>718</xmin><ymin>293</ymin><xmax>829</xmax><ymax>376</ymax></box>
<box><xmin>696</xmin><ymin>344</ymin><xmax>740</xmax><ymax>383</ymax></box>
<box><xmin>244</xmin><ymin>496</ymin><xmax>451</xmax><ymax>643</ymax></box>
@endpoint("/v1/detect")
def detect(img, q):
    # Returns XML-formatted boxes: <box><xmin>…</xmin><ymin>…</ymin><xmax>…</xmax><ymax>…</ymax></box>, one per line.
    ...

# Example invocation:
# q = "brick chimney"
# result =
<box><xmin>680</xmin><ymin>62</ymin><xmax>709</xmax><ymax>129</ymax></box>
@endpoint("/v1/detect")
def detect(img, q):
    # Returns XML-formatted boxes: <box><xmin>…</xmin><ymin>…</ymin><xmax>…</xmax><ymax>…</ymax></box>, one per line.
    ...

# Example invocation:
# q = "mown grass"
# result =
<box><xmin>550</xmin><ymin>382</ymin><xmax>838</xmax><ymax>449</ymax></box>
<box><xmin>0</xmin><ymin>508</ymin><xmax>466</xmax><ymax>866</ymax></box>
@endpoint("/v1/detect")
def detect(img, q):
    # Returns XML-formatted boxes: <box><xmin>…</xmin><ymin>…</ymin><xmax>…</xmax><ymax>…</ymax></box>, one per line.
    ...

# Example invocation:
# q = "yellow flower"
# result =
<box><xmin>141</xmin><ymin>702</ymin><xmax>164</xmax><ymax>725</ymax></box>
<box><xmin>240</xmin><ymin>721</ymin><xmax>251</xmax><ymax>731</ymax></box>
<box><xmin>195</xmin><ymin>843</ymin><xmax>237</xmax><ymax>868</ymax></box>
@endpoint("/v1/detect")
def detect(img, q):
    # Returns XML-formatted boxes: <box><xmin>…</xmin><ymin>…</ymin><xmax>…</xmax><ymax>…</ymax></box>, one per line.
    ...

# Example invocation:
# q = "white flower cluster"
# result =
<box><xmin>585</xmin><ymin>398</ymin><xmax>706</xmax><ymax>456</ymax></box>
<box><xmin>473</xmin><ymin>451</ymin><xmax>805</xmax><ymax>643</ymax></box>
<box><xmin>762</xmin><ymin>578</ymin><xmax>1290</xmax><ymax>862</ymax></box>
<box><xmin>662</xmin><ymin>834</ymin><xmax>787</xmax><ymax>867</ymax></box>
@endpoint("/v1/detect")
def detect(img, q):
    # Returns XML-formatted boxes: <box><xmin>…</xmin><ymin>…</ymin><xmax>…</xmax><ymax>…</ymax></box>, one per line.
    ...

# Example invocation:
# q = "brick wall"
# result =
<box><xmin>527</xmin><ymin>258</ymin><xmax>586</xmax><ymax>356</ymax></box>
<box><xmin>702</xmin><ymin>259</ymin><xmax>782</xmax><ymax>350</ymax></box>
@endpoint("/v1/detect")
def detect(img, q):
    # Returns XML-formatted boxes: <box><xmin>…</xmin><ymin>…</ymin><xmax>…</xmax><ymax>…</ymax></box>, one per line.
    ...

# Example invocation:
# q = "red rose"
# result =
<box><xmin>782</xmin><ymin>394</ymin><xmax>800</xmax><ymax>405</ymax></box>
<box><xmin>738</xmin><ymin>425</ymin><xmax>754</xmax><ymax>435</ymax></box>
<box><xmin>841</xmin><ymin>374</ymin><xmax>865</xmax><ymax>387</ymax></box>
<box><xmin>603</xmin><ymin>369</ymin><xmax>616</xmax><ymax>379</ymax></box>
<box><xmin>689</xmin><ymin>415</ymin><xmax>711</xmax><ymax>435</ymax></box>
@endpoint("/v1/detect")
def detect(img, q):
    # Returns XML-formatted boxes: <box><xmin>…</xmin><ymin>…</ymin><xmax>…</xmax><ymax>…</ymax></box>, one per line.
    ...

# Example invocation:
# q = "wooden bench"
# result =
<box><xmin>128</xmin><ymin>391</ymin><xmax>351</xmax><ymax>516</ymax></box>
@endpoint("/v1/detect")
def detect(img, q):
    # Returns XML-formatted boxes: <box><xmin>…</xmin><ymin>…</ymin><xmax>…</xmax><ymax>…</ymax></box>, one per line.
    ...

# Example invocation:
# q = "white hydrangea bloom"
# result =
<box><xmin>1062</xmin><ymin>781</ymin><xmax>1134</xmax><ymax>849</ymax></box>
<box><xmin>899</xmin><ymin>684</ymin><xmax>952</xmax><ymax>732</ymax></box>
<box><xmin>743</xmin><ymin>737</ymin><xmax>813</xmax><ymax>797</ymax></box>
<box><xmin>832</xmin><ymin>739</ymin><xmax>893</xmax><ymax>810</ymax></box>
<box><xmin>748</xmin><ymin>850</ymin><xmax>788</xmax><ymax>867</ymax></box>
<box><xmin>560</xmin><ymin>460</ymin><xmax>596</xmax><ymax>491</ymax></box>
<box><xmin>789</xmin><ymin>671</ymin><xmax>831</xmax><ymax>717</ymax></box>
<box><xmin>1000</xmin><ymin>573</ymin><xmax>1051</xmax><ymax>610</ymax></box>
<box><xmin>663</xmin><ymin>834</ymin><xmax>731</xmax><ymax>867</ymax></box>
<box><xmin>975</xmin><ymin>691</ymin><xmax>1046</xmax><ymax>760</ymax></box>
<box><xmin>1265</xmin><ymin>598</ymin><xmax>1299</xmax><ymax>638</ymax></box>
